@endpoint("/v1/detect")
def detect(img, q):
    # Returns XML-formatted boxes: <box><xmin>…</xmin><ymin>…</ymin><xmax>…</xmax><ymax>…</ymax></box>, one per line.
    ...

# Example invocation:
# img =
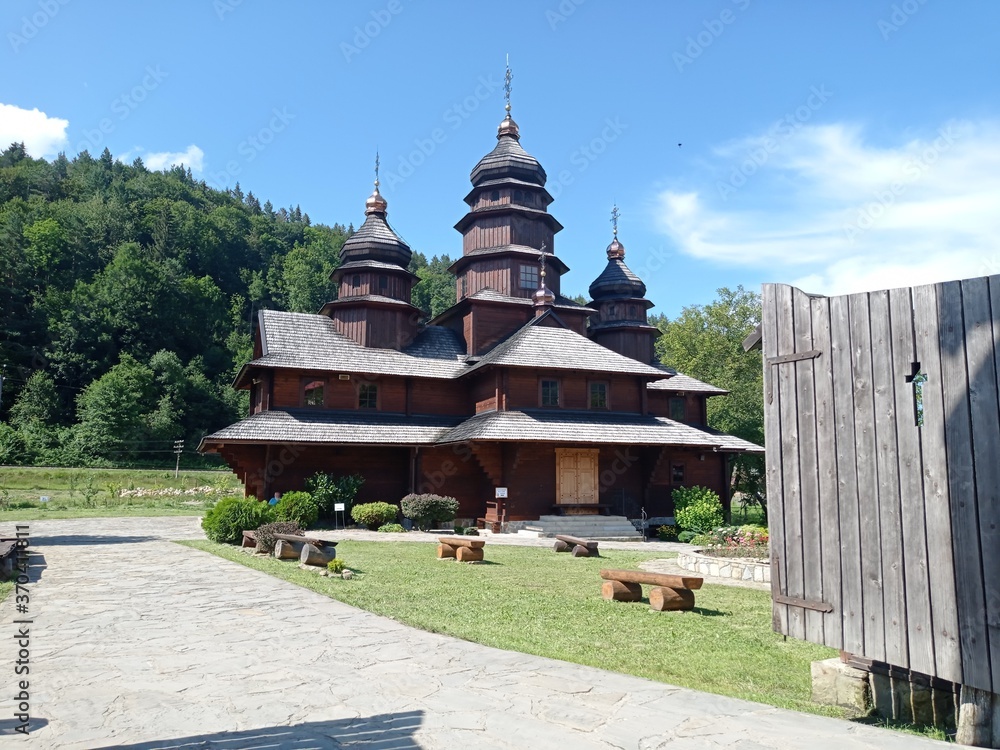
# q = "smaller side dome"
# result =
<box><xmin>606</xmin><ymin>237</ymin><xmax>625</xmax><ymax>260</ymax></box>
<box><xmin>365</xmin><ymin>184</ymin><xmax>388</xmax><ymax>216</ymax></box>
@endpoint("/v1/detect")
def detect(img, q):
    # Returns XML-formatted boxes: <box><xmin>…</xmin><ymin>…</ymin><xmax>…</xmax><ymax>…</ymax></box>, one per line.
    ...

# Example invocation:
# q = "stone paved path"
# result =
<box><xmin>0</xmin><ymin>517</ymin><xmax>947</xmax><ymax>749</ymax></box>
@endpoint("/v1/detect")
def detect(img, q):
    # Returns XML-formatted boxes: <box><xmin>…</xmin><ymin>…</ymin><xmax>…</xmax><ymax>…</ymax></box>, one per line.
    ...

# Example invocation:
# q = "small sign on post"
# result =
<box><xmin>495</xmin><ymin>487</ymin><xmax>508</xmax><ymax>499</ymax></box>
<box><xmin>334</xmin><ymin>502</ymin><xmax>346</xmax><ymax>529</ymax></box>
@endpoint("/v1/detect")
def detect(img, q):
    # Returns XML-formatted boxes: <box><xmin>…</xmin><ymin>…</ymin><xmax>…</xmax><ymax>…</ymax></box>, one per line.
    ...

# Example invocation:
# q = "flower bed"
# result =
<box><xmin>677</xmin><ymin>548</ymin><xmax>771</xmax><ymax>583</ymax></box>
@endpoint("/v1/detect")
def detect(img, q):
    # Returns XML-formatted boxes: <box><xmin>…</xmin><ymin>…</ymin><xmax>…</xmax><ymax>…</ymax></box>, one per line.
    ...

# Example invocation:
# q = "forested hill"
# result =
<box><xmin>0</xmin><ymin>143</ymin><xmax>456</xmax><ymax>467</ymax></box>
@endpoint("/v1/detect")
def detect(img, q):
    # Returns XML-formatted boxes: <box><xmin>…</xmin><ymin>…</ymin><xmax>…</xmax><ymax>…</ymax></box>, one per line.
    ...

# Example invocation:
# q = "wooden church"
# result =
<box><xmin>199</xmin><ymin>89</ymin><xmax>761</xmax><ymax>530</ymax></box>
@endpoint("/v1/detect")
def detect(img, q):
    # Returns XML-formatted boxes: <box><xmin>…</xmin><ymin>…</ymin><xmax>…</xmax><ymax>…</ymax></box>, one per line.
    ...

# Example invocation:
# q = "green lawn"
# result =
<box><xmin>0</xmin><ymin>580</ymin><xmax>11</xmax><ymax>604</ymax></box>
<box><xmin>181</xmin><ymin>538</ymin><xmax>842</xmax><ymax>717</ymax></box>
<box><xmin>0</xmin><ymin>466</ymin><xmax>240</xmax><ymax>520</ymax></box>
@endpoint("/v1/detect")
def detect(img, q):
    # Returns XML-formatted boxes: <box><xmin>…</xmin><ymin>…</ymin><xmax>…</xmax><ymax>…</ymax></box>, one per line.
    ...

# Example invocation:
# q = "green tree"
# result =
<box><xmin>654</xmin><ymin>286</ymin><xmax>765</xmax><ymax>520</ymax></box>
<box><xmin>411</xmin><ymin>254</ymin><xmax>455</xmax><ymax>319</ymax></box>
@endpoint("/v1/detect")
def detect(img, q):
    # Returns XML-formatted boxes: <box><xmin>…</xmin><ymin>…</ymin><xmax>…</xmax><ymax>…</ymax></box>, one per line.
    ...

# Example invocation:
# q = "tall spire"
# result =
<box><xmin>607</xmin><ymin>204</ymin><xmax>625</xmax><ymax>259</ymax></box>
<box><xmin>533</xmin><ymin>242</ymin><xmax>555</xmax><ymax>309</ymax></box>
<box><xmin>365</xmin><ymin>151</ymin><xmax>387</xmax><ymax>216</ymax></box>
<box><xmin>498</xmin><ymin>55</ymin><xmax>520</xmax><ymax>140</ymax></box>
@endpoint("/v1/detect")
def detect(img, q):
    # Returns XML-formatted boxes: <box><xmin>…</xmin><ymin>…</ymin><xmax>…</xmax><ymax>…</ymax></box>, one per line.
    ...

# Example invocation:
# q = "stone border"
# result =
<box><xmin>676</xmin><ymin>548</ymin><xmax>771</xmax><ymax>584</ymax></box>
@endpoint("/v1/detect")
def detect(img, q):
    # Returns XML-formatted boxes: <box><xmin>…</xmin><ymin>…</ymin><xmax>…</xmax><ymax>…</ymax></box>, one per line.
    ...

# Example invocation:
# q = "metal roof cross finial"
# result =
<box><xmin>504</xmin><ymin>54</ymin><xmax>513</xmax><ymax>116</ymax></box>
<box><xmin>374</xmin><ymin>151</ymin><xmax>380</xmax><ymax>190</ymax></box>
<box><xmin>611</xmin><ymin>204</ymin><xmax>620</xmax><ymax>238</ymax></box>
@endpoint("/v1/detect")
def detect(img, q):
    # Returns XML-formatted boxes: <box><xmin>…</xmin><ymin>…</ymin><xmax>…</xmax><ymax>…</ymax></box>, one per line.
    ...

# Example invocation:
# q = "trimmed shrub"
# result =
<box><xmin>656</xmin><ymin>524</ymin><xmax>677</xmax><ymax>541</ymax></box>
<box><xmin>672</xmin><ymin>485</ymin><xmax>724</xmax><ymax>534</ymax></box>
<box><xmin>306</xmin><ymin>472</ymin><xmax>364</xmax><ymax>519</ymax></box>
<box><xmin>377</xmin><ymin>523</ymin><xmax>406</xmax><ymax>533</ymax></box>
<box><xmin>351</xmin><ymin>501</ymin><xmax>398</xmax><ymax>530</ymax></box>
<box><xmin>463</xmin><ymin>527</ymin><xmax>480</xmax><ymax>536</ymax></box>
<box><xmin>327</xmin><ymin>558</ymin><xmax>346</xmax><ymax>574</ymax></box>
<box><xmin>274</xmin><ymin>491</ymin><xmax>319</xmax><ymax>528</ymax></box>
<box><xmin>400</xmin><ymin>493</ymin><xmax>459</xmax><ymax>530</ymax></box>
<box><xmin>202</xmin><ymin>496</ymin><xmax>274</xmax><ymax>544</ymax></box>
<box><xmin>254</xmin><ymin>521</ymin><xmax>303</xmax><ymax>553</ymax></box>
<box><xmin>678</xmin><ymin>530</ymin><xmax>698</xmax><ymax>544</ymax></box>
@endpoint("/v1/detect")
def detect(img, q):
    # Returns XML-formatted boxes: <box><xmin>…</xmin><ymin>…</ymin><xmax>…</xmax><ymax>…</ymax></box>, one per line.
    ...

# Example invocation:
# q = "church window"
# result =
<box><xmin>490</xmin><ymin>190</ymin><xmax>500</xmax><ymax>202</ymax></box>
<box><xmin>302</xmin><ymin>379</ymin><xmax>325</xmax><ymax>408</ymax></box>
<box><xmin>378</xmin><ymin>274</ymin><xmax>388</xmax><ymax>291</ymax></box>
<box><xmin>459</xmin><ymin>277</ymin><xmax>467</xmax><ymax>299</ymax></box>
<box><xmin>352</xmin><ymin>274</ymin><xmax>361</xmax><ymax>288</ymax></box>
<box><xmin>671</xmin><ymin>463</ymin><xmax>685</xmax><ymax>484</ymax></box>
<box><xmin>669</xmin><ymin>397</ymin><xmax>686</xmax><ymax>421</ymax></box>
<box><xmin>608</xmin><ymin>304</ymin><xmax>616</xmax><ymax>318</ymax></box>
<box><xmin>519</xmin><ymin>264</ymin><xmax>538</xmax><ymax>289</ymax></box>
<box><xmin>630</xmin><ymin>305</ymin><xmax>637</xmax><ymax>318</ymax></box>
<box><xmin>514</xmin><ymin>189</ymin><xmax>523</xmax><ymax>202</ymax></box>
<box><xmin>358</xmin><ymin>383</ymin><xmax>378</xmax><ymax>410</ymax></box>
<box><xmin>589</xmin><ymin>382</ymin><xmax>608</xmax><ymax>409</ymax></box>
<box><xmin>541</xmin><ymin>379</ymin><xmax>560</xmax><ymax>407</ymax></box>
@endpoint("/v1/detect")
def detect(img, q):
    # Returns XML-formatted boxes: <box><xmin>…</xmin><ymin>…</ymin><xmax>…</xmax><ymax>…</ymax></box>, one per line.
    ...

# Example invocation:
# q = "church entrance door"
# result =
<box><xmin>555</xmin><ymin>448</ymin><xmax>599</xmax><ymax>506</ymax></box>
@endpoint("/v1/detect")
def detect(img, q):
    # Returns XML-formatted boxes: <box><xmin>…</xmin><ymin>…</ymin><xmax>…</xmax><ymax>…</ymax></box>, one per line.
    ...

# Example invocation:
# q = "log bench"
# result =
<box><xmin>0</xmin><ymin>539</ymin><xmax>19</xmax><ymax>579</ymax></box>
<box><xmin>600</xmin><ymin>569</ymin><xmax>704</xmax><ymax>611</ymax></box>
<box><xmin>241</xmin><ymin>530</ymin><xmax>336</xmax><ymax>549</ymax></box>
<box><xmin>554</xmin><ymin>534</ymin><xmax>599</xmax><ymax>557</ymax></box>
<box><xmin>437</xmin><ymin>536</ymin><xmax>486</xmax><ymax>562</ymax></box>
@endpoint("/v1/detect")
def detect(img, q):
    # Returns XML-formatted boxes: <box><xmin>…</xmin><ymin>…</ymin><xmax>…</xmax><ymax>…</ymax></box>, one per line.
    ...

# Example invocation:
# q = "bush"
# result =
<box><xmin>201</xmin><ymin>496</ymin><xmax>274</xmax><ymax>544</ymax></box>
<box><xmin>306</xmin><ymin>472</ymin><xmax>364</xmax><ymax>518</ymax></box>
<box><xmin>377</xmin><ymin>523</ymin><xmax>406</xmax><ymax>533</ymax></box>
<box><xmin>463</xmin><ymin>527</ymin><xmax>480</xmax><ymax>536</ymax></box>
<box><xmin>678</xmin><ymin>530</ymin><xmax>697</xmax><ymax>543</ymax></box>
<box><xmin>351</xmin><ymin>502</ymin><xmax>398</xmax><ymax>530</ymax></box>
<box><xmin>657</xmin><ymin>524</ymin><xmax>677</xmax><ymax>541</ymax></box>
<box><xmin>400</xmin><ymin>493</ymin><xmax>459</xmax><ymax>530</ymax></box>
<box><xmin>327</xmin><ymin>558</ymin><xmax>346</xmax><ymax>574</ymax></box>
<box><xmin>254</xmin><ymin>521</ymin><xmax>303</xmax><ymax>553</ymax></box>
<box><xmin>696</xmin><ymin>525</ymin><xmax>769</xmax><ymax>558</ymax></box>
<box><xmin>672</xmin><ymin>485</ymin><xmax>724</xmax><ymax>534</ymax></box>
<box><xmin>274</xmin><ymin>491</ymin><xmax>319</xmax><ymax>528</ymax></box>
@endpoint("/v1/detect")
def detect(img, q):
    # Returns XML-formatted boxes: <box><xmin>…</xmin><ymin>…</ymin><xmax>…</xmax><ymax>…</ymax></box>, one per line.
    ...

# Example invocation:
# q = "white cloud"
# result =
<box><xmin>0</xmin><ymin>103</ymin><xmax>69</xmax><ymax>157</ymax></box>
<box><xmin>654</xmin><ymin>119</ymin><xmax>1000</xmax><ymax>296</ymax></box>
<box><xmin>141</xmin><ymin>144</ymin><xmax>205</xmax><ymax>173</ymax></box>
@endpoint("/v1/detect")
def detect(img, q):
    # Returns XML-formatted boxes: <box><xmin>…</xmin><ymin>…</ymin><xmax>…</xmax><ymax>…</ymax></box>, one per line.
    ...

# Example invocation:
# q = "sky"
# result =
<box><xmin>3</xmin><ymin>0</ymin><xmax>1000</xmax><ymax>317</ymax></box>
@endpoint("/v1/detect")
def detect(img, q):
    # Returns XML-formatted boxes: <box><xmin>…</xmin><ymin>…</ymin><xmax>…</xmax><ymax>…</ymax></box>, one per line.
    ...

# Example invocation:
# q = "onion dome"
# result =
<box><xmin>533</xmin><ymin>253</ymin><xmax>556</xmax><ymax>307</ymax></box>
<box><xmin>470</xmin><ymin>114</ymin><xmax>546</xmax><ymax>187</ymax></box>
<box><xmin>589</xmin><ymin>235</ymin><xmax>646</xmax><ymax>300</ymax></box>
<box><xmin>340</xmin><ymin>177</ymin><xmax>411</xmax><ymax>268</ymax></box>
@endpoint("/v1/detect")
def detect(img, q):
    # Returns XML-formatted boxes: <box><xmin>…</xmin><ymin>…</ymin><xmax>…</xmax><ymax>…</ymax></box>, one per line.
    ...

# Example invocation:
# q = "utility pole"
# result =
<box><xmin>173</xmin><ymin>439</ymin><xmax>184</xmax><ymax>478</ymax></box>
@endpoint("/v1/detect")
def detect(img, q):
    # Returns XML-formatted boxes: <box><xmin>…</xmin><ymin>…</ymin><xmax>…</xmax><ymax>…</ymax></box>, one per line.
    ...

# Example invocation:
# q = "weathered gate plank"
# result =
<box><xmin>849</xmin><ymin>291</ymin><xmax>886</xmax><ymax>663</ymax></box>
<box><xmin>911</xmin><ymin>282</ymin><xmax>962</xmax><ymax>684</ymax></box>
<box><xmin>889</xmin><ymin>286</ymin><xmax>934</xmax><ymax>676</ymax></box>
<box><xmin>960</xmin><ymin>276</ymin><xmax>999</xmax><ymax>693</ymax></box>
<box><xmin>777</xmin><ymin>284</ymin><xmax>805</xmax><ymax>641</ymax></box>
<box><xmin>793</xmin><ymin>288</ymin><xmax>824</xmax><ymax>644</ymax></box>
<box><xmin>869</xmin><ymin>289</ymin><xmax>909</xmax><ymax>669</ymax></box>
<box><xmin>939</xmin><ymin>279</ymin><xmax>991</xmax><ymax>692</ymax></box>
<box><xmin>830</xmin><ymin>293</ymin><xmax>864</xmax><ymax>656</ymax></box>
<box><xmin>811</xmin><ymin>294</ymin><xmax>842</xmax><ymax>650</ymax></box>
<box><xmin>762</xmin><ymin>284</ymin><xmax>788</xmax><ymax>636</ymax></box>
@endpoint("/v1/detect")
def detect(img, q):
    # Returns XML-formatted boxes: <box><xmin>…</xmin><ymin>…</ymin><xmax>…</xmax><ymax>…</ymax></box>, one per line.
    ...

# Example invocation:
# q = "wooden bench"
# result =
<box><xmin>241</xmin><ymin>530</ymin><xmax>336</xmax><ymax>549</ymax></box>
<box><xmin>599</xmin><ymin>569</ymin><xmax>704</xmax><ymax>611</ymax></box>
<box><xmin>554</xmin><ymin>534</ymin><xmax>599</xmax><ymax>557</ymax></box>
<box><xmin>437</xmin><ymin>536</ymin><xmax>486</xmax><ymax>562</ymax></box>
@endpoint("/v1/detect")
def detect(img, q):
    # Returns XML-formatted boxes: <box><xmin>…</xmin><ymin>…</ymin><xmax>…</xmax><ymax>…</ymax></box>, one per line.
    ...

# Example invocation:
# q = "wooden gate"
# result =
<box><xmin>762</xmin><ymin>275</ymin><xmax>999</xmax><ymax>694</ymax></box>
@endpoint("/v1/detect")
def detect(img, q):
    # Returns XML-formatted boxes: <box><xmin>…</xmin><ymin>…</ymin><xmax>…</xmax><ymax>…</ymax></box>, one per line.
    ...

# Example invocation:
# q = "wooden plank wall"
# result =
<box><xmin>762</xmin><ymin>274</ymin><xmax>999</xmax><ymax>693</ymax></box>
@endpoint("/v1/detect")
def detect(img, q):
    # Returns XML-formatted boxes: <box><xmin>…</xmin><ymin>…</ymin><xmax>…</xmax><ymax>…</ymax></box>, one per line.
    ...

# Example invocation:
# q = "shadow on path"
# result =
<box><xmin>90</xmin><ymin>711</ymin><xmax>425</xmax><ymax>749</ymax></box>
<box><xmin>32</xmin><ymin>534</ymin><xmax>160</xmax><ymax>547</ymax></box>
<box><xmin>0</xmin><ymin>718</ymin><xmax>49</xmax><ymax>736</ymax></box>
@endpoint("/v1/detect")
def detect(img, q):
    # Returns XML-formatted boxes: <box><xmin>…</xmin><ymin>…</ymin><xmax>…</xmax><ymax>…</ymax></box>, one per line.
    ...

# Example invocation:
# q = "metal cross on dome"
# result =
<box><xmin>611</xmin><ymin>204</ymin><xmax>620</xmax><ymax>237</ymax></box>
<box><xmin>374</xmin><ymin>152</ymin><xmax>380</xmax><ymax>189</ymax></box>
<box><xmin>504</xmin><ymin>55</ymin><xmax>512</xmax><ymax>115</ymax></box>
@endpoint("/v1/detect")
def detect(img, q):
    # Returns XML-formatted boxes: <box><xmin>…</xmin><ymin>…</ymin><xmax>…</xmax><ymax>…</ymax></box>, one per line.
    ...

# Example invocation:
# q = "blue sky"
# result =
<box><xmin>3</xmin><ymin>0</ymin><xmax>1000</xmax><ymax>316</ymax></box>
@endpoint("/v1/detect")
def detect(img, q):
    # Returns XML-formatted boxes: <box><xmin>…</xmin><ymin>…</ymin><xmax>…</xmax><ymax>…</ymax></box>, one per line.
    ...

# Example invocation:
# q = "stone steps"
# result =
<box><xmin>517</xmin><ymin>515</ymin><xmax>643</xmax><ymax>540</ymax></box>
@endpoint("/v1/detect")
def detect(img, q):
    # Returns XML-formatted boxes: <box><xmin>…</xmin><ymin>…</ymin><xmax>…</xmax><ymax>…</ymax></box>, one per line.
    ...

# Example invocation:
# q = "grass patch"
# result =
<box><xmin>0</xmin><ymin>580</ymin><xmax>11</xmax><ymax>604</ymax></box>
<box><xmin>181</xmin><ymin>538</ymin><xmax>841</xmax><ymax>717</ymax></box>
<box><xmin>0</xmin><ymin>466</ymin><xmax>240</xmax><ymax>520</ymax></box>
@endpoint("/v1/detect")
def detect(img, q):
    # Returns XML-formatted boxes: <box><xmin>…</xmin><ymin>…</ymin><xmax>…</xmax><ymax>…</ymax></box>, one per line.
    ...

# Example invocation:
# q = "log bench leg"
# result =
<box><xmin>649</xmin><ymin>586</ymin><xmax>695</xmax><ymax>611</ymax></box>
<box><xmin>602</xmin><ymin>580</ymin><xmax>642</xmax><ymax>602</ymax></box>
<box><xmin>571</xmin><ymin>544</ymin><xmax>591</xmax><ymax>557</ymax></box>
<box><xmin>456</xmin><ymin>546</ymin><xmax>484</xmax><ymax>562</ymax></box>
<box><xmin>437</xmin><ymin>543</ymin><xmax>456</xmax><ymax>559</ymax></box>
<box><xmin>554</xmin><ymin>539</ymin><xmax>571</xmax><ymax>553</ymax></box>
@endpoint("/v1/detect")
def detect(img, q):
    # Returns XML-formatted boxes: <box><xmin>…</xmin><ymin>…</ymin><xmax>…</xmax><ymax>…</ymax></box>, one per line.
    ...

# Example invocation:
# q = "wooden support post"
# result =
<box><xmin>649</xmin><ymin>586</ymin><xmax>695</xmax><ymax>612</ymax></box>
<box><xmin>571</xmin><ymin>544</ymin><xmax>591</xmax><ymax>557</ymax></box>
<box><xmin>955</xmin><ymin>685</ymin><xmax>997</xmax><ymax>747</ymax></box>
<box><xmin>554</xmin><ymin>539</ymin><xmax>571</xmax><ymax>553</ymax></box>
<box><xmin>602</xmin><ymin>580</ymin><xmax>642</xmax><ymax>602</ymax></box>
<box><xmin>437</xmin><ymin>543</ymin><xmax>456</xmax><ymax>559</ymax></box>
<box><xmin>455</xmin><ymin>546</ymin><xmax>484</xmax><ymax>562</ymax></box>
<box><xmin>300</xmin><ymin>543</ymin><xmax>335</xmax><ymax>567</ymax></box>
